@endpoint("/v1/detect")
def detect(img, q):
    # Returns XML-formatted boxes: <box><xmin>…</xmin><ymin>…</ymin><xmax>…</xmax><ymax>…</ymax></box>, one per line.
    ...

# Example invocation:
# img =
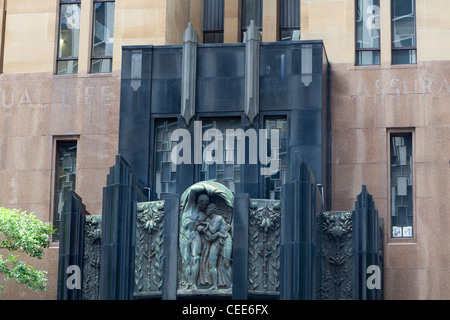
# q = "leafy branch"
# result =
<box><xmin>0</xmin><ymin>208</ymin><xmax>55</xmax><ymax>293</ymax></box>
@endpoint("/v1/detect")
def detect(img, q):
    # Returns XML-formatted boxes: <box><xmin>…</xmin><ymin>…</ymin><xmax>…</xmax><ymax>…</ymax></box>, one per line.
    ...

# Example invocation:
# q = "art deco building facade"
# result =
<box><xmin>0</xmin><ymin>0</ymin><xmax>449</xmax><ymax>300</ymax></box>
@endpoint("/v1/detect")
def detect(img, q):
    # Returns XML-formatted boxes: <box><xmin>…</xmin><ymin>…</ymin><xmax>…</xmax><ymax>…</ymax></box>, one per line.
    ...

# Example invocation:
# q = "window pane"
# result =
<box><xmin>356</xmin><ymin>50</ymin><xmax>380</xmax><ymax>66</ymax></box>
<box><xmin>280</xmin><ymin>30</ymin><xmax>292</xmax><ymax>41</ymax></box>
<box><xmin>92</xmin><ymin>2</ymin><xmax>115</xmax><ymax>58</ymax></box>
<box><xmin>263</xmin><ymin>118</ymin><xmax>287</xmax><ymax>200</ymax></box>
<box><xmin>392</xmin><ymin>49</ymin><xmax>417</xmax><ymax>64</ymax></box>
<box><xmin>91</xmin><ymin>58</ymin><xmax>112</xmax><ymax>73</ymax></box>
<box><xmin>241</xmin><ymin>0</ymin><xmax>263</xmax><ymax>30</ymax></box>
<box><xmin>201</xmin><ymin>119</ymin><xmax>242</xmax><ymax>194</ymax></box>
<box><xmin>57</xmin><ymin>59</ymin><xmax>78</xmax><ymax>75</ymax></box>
<box><xmin>58</xmin><ymin>3</ymin><xmax>80</xmax><ymax>59</ymax></box>
<box><xmin>204</xmin><ymin>31</ymin><xmax>224</xmax><ymax>43</ymax></box>
<box><xmin>390</xmin><ymin>133</ymin><xmax>413</xmax><ymax>238</ymax></box>
<box><xmin>154</xmin><ymin>119</ymin><xmax>178</xmax><ymax>200</ymax></box>
<box><xmin>54</xmin><ymin>142</ymin><xmax>77</xmax><ymax>241</ymax></box>
<box><xmin>392</xmin><ymin>0</ymin><xmax>416</xmax><ymax>48</ymax></box>
<box><xmin>280</xmin><ymin>29</ymin><xmax>300</xmax><ymax>41</ymax></box>
<box><xmin>356</xmin><ymin>0</ymin><xmax>380</xmax><ymax>49</ymax></box>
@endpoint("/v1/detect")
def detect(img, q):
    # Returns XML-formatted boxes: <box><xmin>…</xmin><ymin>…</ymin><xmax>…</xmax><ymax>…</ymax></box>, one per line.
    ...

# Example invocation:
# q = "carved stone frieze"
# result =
<box><xmin>248</xmin><ymin>199</ymin><xmax>281</xmax><ymax>295</ymax></box>
<box><xmin>318</xmin><ymin>211</ymin><xmax>353</xmax><ymax>300</ymax></box>
<box><xmin>135</xmin><ymin>201</ymin><xmax>165</xmax><ymax>296</ymax></box>
<box><xmin>82</xmin><ymin>215</ymin><xmax>102</xmax><ymax>300</ymax></box>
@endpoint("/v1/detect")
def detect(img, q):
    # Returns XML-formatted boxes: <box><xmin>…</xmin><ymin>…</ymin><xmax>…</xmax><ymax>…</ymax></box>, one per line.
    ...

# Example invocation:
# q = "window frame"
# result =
<box><xmin>241</xmin><ymin>0</ymin><xmax>263</xmax><ymax>42</ymax></box>
<box><xmin>90</xmin><ymin>0</ymin><xmax>115</xmax><ymax>73</ymax></box>
<box><xmin>387</xmin><ymin>128</ymin><xmax>416</xmax><ymax>243</ymax></box>
<box><xmin>152</xmin><ymin>117</ymin><xmax>179</xmax><ymax>200</ymax></box>
<box><xmin>391</xmin><ymin>0</ymin><xmax>417</xmax><ymax>65</ymax></box>
<box><xmin>203</xmin><ymin>0</ymin><xmax>224</xmax><ymax>44</ymax></box>
<box><xmin>0</xmin><ymin>1</ymin><xmax>7</xmax><ymax>74</ymax></box>
<box><xmin>197</xmin><ymin>117</ymin><xmax>243</xmax><ymax>194</ymax></box>
<box><xmin>260</xmin><ymin>115</ymin><xmax>288</xmax><ymax>200</ymax></box>
<box><xmin>203</xmin><ymin>31</ymin><xmax>224</xmax><ymax>44</ymax></box>
<box><xmin>56</xmin><ymin>0</ymin><xmax>82</xmax><ymax>75</ymax></box>
<box><xmin>51</xmin><ymin>136</ymin><xmax>79</xmax><ymax>243</ymax></box>
<box><xmin>355</xmin><ymin>0</ymin><xmax>381</xmax><ymax>66</ymax></box>
<box><xmin>279</xmin><ymin>0</ymin><xmax>301</xmax><ymax>41</ymax></box>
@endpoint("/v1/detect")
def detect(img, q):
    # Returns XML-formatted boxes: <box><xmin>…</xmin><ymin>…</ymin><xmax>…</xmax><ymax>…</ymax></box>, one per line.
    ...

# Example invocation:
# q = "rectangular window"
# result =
<box><xmin>154</xmin><ymin>119</ymin><xmax>178</xmax><ymax>200</ymax></box>
<box><xmin>279</xmin><ymin>0</ymin><xmax>300</xmax><ymax>41</ymax></box>
<box><xmin>263</xmin><ymin>118</ymin><xmax>287</xmax><ymax>200</ymax></box>
<box><xmin>356</xmin><ymin>0</ymin><xmax>380</xmax><ymax>66</ymax></box>
<box><xmin>390</xmin><ymin>132</ymin><xmax>413</xmax><ymax>238</ymax></box>
<box><xmin>241</xmin><ymin>0</ymin><xmax>262</xmax><ymax>41</ymax></box>
<box><xmin>203</xmin><ymin>0</ymin><xmax>224</xmax><ymax>44</ymax></box>
<box><xmin>0</xmin><ymin>1</ymin><xmax>7</xmax><ymax>74</ymax></box>
<box><xmin>200</xmin><ymin>118</ymin><xmax>242</xmax><ymax>193</ymax></box>
<box><xmin>54</xmin><ymin>141</ymin><xmax>77</xmax><ymax>241</ymax></box>
<box><xmin>57</xmin><ymin>0</ymin><xmax>81</xmax><ymax>74</ymax></box>
<box><xmin>391</xmin><ymin>0</ymin><xmax>416</xmax><ymax>64</ymax></box>
<box><xmin>91</xmin><ymin>0</ymin><xmax>115</xmax><ymax>73</ymax></box>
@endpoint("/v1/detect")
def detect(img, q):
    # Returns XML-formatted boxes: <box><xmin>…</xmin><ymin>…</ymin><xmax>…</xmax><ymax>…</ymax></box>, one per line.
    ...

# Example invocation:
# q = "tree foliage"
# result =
<box><xmin>0</xmin><ymin>207</ymin><xmax>55</xmax><ymax>293</ymax></box>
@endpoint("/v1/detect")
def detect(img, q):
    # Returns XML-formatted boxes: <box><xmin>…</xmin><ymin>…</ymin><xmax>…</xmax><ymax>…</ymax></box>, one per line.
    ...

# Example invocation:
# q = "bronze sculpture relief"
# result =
<box><xmin>178</xmin><ymin>181</ymin><xmax>233</xmax><ymax>294</ymax></box>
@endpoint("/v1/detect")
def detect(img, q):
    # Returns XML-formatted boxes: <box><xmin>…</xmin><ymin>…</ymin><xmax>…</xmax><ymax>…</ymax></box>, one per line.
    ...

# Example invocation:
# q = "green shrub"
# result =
<box><xmin>0</xmin><ymin>207</ymin><xmax>55</xmax><ymax>292</ymax></box>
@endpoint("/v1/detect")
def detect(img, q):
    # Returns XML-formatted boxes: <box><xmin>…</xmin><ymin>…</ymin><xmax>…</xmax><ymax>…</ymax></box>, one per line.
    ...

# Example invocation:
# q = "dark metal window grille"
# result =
<box><xmin>355</xmin><ymin>0</ymin><xmax>381</xmax><ymax>66</ymax></box>
<box><xmin>203</xmin><ymin>0</ymin><xmax>224</xmax><ymax>43</ymax></box>
<box><xmin>241</xmin><ymin>0</ymin><xmax>263</xmax><ymax>41</ymax></box>
<box><xmin>279</xmin><ymin>0</ymin><xmax>300</xmax><ymax>41</ymax></box>
<box><xmin>391</xmin><ymin>0</ymin><xmax>417</xmax><ymax>64</ymax></box>
<box><xmin>91</xmin><ymin>0</ymin><xmax>115</xmax><ymax>73</ymax></box>
<box><xmin>57</xmin><ymin>0</ymin><xmax>81</xmax><ymax>74</ymax></box>
<box><xmin>390</xmin><ymin>133</ymin><xmax>413</xmax><ymax>238</ymax></box>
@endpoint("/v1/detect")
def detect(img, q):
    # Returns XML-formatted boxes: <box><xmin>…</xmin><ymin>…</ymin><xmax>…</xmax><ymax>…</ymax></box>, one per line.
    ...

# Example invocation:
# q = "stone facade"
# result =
<box><xmin>0</xmin><ymin>0</ymin><xmax>449</xmax><ymax>300</ymax></box>
<box><xmin>332</xmin><ymin>61</ymin><xmax>450</xmax><ymax>299</ymax></box>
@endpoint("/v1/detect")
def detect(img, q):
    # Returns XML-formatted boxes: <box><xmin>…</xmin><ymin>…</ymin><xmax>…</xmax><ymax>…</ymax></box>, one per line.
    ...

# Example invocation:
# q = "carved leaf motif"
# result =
<box><xmin>82</xmin><ymin>215</ymin><xmax>102</xmax><ymax>300</ymax></box>
<box><xmin>343</xmin><ymin>282</ymin><xmax>353</xmax><ymax>299</ymax></box>
<box><xmin>329</xmin><ymin>255</ymin><xmax>346</xmax><ymax>266</ymax></box>
<box><xmin>135</xmin><ymin>201</ymin><xmax>165</xmax><ymax>295</ymax></box>
<box><xmin>318</xmin><ymin>212</ymin><xmax>353</xmax><ymax>300</ymax></box>
<box><xmin>248</xmin><ymin>199</ymin><xmax>281</xmax><ymax>294</ymax></box>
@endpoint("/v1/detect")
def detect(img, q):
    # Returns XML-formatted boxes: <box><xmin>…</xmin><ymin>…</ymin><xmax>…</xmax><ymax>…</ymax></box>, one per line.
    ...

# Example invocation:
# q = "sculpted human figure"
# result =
<box><xmin>178</xmin><ymin>181</ymin><xmax>233</xmax><ymax>292</ymax></box>
<box><xmin>198</xmin><ymin>203</ymin><xmax>232</xmax><ymax>289</ymax></box>
<box><xmin>179</xmin><ymin>193</ymin><xmax>210</xmax><ymax>289</ymax></box>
